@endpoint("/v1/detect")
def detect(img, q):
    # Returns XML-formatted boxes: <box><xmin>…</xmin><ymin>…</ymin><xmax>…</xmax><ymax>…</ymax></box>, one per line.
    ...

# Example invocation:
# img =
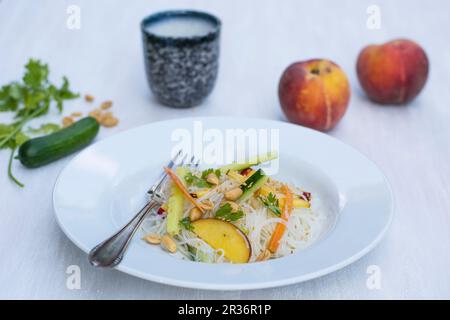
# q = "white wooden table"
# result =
<box><xmin>1</xmin><ymin>0</ymin><xmax>449</xmax><ymax>299</ymax></box>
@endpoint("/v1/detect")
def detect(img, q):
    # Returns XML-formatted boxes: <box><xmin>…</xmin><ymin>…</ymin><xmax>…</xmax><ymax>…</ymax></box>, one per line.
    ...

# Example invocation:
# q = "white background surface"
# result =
<box><xmin>0</xmin><ymin>0</ymin><xmax>449</xmax><ymax>299</ymax></box>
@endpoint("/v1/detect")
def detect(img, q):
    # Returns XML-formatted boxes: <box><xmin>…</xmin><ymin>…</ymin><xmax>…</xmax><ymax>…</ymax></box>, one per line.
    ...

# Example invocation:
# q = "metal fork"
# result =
<box><xmin>88</xmin><ymin>150</ymin><xmax>188</xmax><ymax>268</ymax></box>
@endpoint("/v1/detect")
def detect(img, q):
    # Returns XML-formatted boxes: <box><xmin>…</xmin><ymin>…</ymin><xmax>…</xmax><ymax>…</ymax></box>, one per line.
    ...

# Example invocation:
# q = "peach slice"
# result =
<box><xmin>191</xmin><ymin>218</ymin><xmax>251</xmax><ymax>263</ymax></box>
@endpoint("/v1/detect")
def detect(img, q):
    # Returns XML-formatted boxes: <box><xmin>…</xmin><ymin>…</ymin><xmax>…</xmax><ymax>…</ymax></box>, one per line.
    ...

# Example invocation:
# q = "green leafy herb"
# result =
<box><xmin>215</xmin><ymin>203</ymin><xmax>244</xmax><ymax>222</ymax></box>
<box><xmin>27</xmin><ymin>123</ymin><xmax>60</xmax><ymax>135</ymax></box>
<box><xmin>259</xmin><ymin>192</ymin><xmax>281</xmax><ymax>216</ymax></box>
<box><xmin>0</xmin><ymin>59</ymin><xmax>79</xmax><ymax>187</ymax></box>
<box><xmin>179</xmin><ymin>217</ymin><xmax>194</xmax><ymax>231</ymax></box>
<box><xmin>8</xmin><ymin>147</ymin><xmax>23</xmax><ymax>187</ymax></box>
<box><xmin>184</xmin><ymin>168</ymin><xmax>221</xmax><ymax>188</ymax></box>
<box><xmin>184</xmin><ymin>172</ymin><xmax>210</xmax><ymax>188</ymax></box>
<box><xmin>200</xmin><ymin>168</ymin><xmax>221</xmax><ymax>180</ymax></box>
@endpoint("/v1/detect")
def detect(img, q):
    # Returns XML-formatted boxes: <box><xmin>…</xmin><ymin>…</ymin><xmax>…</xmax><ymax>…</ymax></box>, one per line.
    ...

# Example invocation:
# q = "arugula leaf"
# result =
<box><xmin>179</xmin><ymin>217</ymin><xmax>194</xmax><ymax>231</ymax></box>
<box><xmin>259</xmin><ymin>192</ymin><xmax>281</xmax><ymax>216</ymax></box>
<box><xmin>215</xmin><ymin>203</ymin><xmax>244</xmax><ymax>222</ymax></box>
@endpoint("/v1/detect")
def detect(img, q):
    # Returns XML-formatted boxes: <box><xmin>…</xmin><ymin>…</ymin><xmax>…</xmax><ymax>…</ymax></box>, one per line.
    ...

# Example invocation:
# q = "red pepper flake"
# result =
<box><xmin>240</xmin><ymin>168</ymin><xmax>252</xmax><ymax>176</ymax></box>
<box><xmin>157</xmin><ymin>207</ymin><xmax>166</xmax><ymax>215</ymax></box>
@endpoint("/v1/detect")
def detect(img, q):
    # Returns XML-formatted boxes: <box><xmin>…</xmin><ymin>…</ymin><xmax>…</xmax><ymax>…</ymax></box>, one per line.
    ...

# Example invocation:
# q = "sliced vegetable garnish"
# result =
<box><xmin>164</xmin><ymin>166</ymin><xmax>205</xmax><ymax>213</ymax></box>
<box><xmin>239</xmin><ymin>169</ymin><xmax>269</xmax><ymax>202</ymax></box>
<box><xmin>267</xmin><ymin>184</ymin><xmax>293</xmax><ymax>253</ymax></box>
<box><xmin>218</xmin><ymin>151</ymin><xmax>278</xmax><ymax>173</ymax></box>
<box><xmin>166</xmin><ymin>166</ymin><xmax>189</xmax><ymax>236</ymax></box>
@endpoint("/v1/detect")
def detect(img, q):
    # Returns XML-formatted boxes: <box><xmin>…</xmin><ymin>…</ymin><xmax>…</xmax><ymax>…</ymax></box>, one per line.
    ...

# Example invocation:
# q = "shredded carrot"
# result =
<box><xmin>267</xmin><ymin>184</ymin><xmax>293</xmax><ymax>253</ymax></box>
<box><xmin>164</xmin><ymin>167</ymin><xmax>204</xmax><ymax>213</ymax></box>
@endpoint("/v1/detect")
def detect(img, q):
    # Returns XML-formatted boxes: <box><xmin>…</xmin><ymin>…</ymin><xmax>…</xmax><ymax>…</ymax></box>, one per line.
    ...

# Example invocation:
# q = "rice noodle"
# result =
<box><xmin>141</xmin><ymin>166</ymin><xmax>327</xmax><ymax>263</ymax></box>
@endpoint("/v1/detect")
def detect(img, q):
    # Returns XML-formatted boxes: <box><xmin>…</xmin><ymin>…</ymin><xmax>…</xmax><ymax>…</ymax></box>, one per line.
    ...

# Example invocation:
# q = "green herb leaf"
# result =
<box><xmin>23</xmin><ymin>59</ymin><xmax>49</xmax><ymax>89</ymax></box>
<box><xmin>184</xmin><ymin>172</ymin><xmax>210</xmax><ymax>188</ymax></box>
<box><xmin>0</xmin><ymin>124</ymin><xmax>29</xmax><ymax>149</ymax></box>
<box><xmin>259</xmin><ymin>192</ymin><xmax>281</xmax><ymax>216</ymax></box>
<box><xmin>215</xmin><ymin>203</ymin><xmax>244</xmax><ymax>222</ymax></box>
<box><xmin>201</xmin><ymin>168</ymin><xmax>221</xmax><ymax>180</ymax></box>
<box><xmin>27</xmin><ymin>123</ymin><xmax>60</xmax><ymax>135</ymax></box>
<box><xmin>179</xmin><ymin>217</ymin><xmax>194</xmax><ymax>231</ymax></box>
<box><xmin>0</xmin><ymin>58</ymin><xmax>80</xmax><ymax>187</ymax></box>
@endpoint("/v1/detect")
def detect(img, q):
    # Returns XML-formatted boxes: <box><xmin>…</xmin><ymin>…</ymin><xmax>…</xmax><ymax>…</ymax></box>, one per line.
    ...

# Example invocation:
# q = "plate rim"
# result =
<box><xmin>53</xmin><ymin>116</ymin><xmax>394</xmax><ymax>290</ymax></box>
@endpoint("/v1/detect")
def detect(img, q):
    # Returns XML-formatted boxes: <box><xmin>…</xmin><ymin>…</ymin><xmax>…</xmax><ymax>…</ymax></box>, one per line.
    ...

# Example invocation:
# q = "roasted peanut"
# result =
<box><xmin>200</xmin><ymin>199</ymin><xmax>214</xmax><ymax>211</ymax></box>
<box><xmin>256</xmin><ymin>249</ymin><xmax>271</xmax><ymax>262</ymax></box>
<box><xmin>100</xmin><ymin>100</ymin><xmax>113</xmax><ymax>110</ymax></box>
<box><xmin>160</xmin><ymin>235</ymin><xmax>177</xmax><ymax>253</ymax></box>
<box><xmin>88</xmin><ymin>109</ymin><xmax>102</xmax><ymax>122</ymax></box>
<box><xmin>189</xmin><ymin>207</ymin><xmax>203</xmax><ymax>221</ymax></box>
<box><xmin>85</xmin><ymin>94</ymin><xmax>94</xmax><ymax>102</ymax></box>
<box><xmin>224</xmin><ymin>188</ymin><xmax>243</xmax><ymax>201</ymax></box>
<box><xmin>62</xmin><ymin>116</ymin><xmax>74</xmax><ymax>128</ymax></box>
<box><xmin>71</xmin><ymin>111</ymin><xmax>82</xmax><ymax>117</ymax></box>
<box><xmin>101</xmin><ymin>116</ymin><xmax>119</xmax><ymax>128</ymax></box>
<box><xmin>224</xmin><ymin>201</ymin><xmax>240</xmax><ymax>213</ymax></box>
<box><xmin>142</xmin><ymin>233</ymin><xmax>161</xmax><ymax>245</ymax></box>
<box><xmin>205</xmin><ymin>173</ymin><xmax>219</xmax><ymax>185</ymax></box>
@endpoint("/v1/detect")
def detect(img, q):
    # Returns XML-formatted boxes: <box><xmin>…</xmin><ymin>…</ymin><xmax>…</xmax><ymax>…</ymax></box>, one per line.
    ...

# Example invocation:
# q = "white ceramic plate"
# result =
<box><xmin>53</xmin><ymin>117</ymin><xmax>393</xmax><ymax>290</ymax></box>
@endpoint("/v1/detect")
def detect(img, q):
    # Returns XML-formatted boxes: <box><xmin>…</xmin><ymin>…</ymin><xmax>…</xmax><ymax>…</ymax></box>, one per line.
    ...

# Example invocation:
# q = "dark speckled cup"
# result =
<box><xmin>141</xmin><ymin>10</ymin><xmax>221</xmax><ymax>108</ymax></box>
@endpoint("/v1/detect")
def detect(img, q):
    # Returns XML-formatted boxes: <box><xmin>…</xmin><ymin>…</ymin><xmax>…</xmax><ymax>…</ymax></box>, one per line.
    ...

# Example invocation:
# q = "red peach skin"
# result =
<box><xmin>357</xmin><ymin>39</ymin><xmax>429</xmax><ymax>104</ymax></box>
<box><xmin>279</xmin><ymin>59</ymin><xmax>350</xmax><ymax>131</ymax></box>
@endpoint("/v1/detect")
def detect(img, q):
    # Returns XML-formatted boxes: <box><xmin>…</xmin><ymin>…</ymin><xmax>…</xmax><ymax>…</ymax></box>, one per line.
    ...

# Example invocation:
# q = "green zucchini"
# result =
<box><xmin>18</xmin><ymin>117</ymin><xmax>100</xmax><ymax>168</ymax></box>
<box><xmin>239</xmin><ymin>169</ymin><xmax>269</xmax><ymax>202</ymax></box>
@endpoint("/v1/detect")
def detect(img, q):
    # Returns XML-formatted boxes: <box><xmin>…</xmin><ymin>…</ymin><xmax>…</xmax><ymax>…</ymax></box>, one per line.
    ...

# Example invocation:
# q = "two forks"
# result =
<box><xmin>88</xmin><ymin>150</ymin><xmax>198</xmax><ymax>268</ymax></box>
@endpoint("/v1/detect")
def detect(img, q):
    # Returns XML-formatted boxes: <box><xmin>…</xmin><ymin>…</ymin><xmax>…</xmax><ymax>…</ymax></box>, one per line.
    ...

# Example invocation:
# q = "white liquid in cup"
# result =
<box><xmin>145</xmin><ymin>16</ymin><xmax>216</xmax><ymax>38</ymax></box>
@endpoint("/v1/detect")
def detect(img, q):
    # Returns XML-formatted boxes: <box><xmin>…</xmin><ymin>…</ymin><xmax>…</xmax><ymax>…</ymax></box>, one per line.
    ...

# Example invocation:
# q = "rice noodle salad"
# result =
<box><xmin>141</xmin><ymin>152</ymin><xmax>326</xmax><ymax>263</ymax></box>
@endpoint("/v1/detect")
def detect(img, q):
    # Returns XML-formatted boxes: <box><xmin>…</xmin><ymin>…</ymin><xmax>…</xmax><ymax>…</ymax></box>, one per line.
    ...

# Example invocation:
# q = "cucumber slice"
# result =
<box><xmin>166</xmin><ymin>166</ymin><xmax>189</xmax><ymax>236</ymax></box>
<box><xmin>187</xmin><ymin>245</ymin><xmax>214</xmax><ymax>263</ymax></box>
<box><xmin>239</xmin><ymin>169</ymin><xmax>269</xmax><ymax>202</ymax></box>
<box><xmin>219</xmin><ymin>151</ymin><xmax>278</xmax><ymax>173</ymax></box>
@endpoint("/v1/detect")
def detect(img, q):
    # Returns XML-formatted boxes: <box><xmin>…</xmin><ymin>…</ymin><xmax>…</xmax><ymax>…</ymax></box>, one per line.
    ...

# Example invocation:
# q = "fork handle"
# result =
<box><xmin>88</xmin><ymin>200</ymin><xmax>160</xmax><ymax>268</ymax></box>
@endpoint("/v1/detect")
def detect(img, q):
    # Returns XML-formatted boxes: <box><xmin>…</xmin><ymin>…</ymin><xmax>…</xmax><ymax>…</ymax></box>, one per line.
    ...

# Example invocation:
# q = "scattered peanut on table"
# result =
<box><xmin>84</xmin><ymin>94</ymin><xmax>94</xmax><ymax>102</ymax></box>
<box><xmin>63</xmin><ymin>96</ymin><xmax>119</xmax><ymax>128</ymax></box>
<box><xmin>62</xmin><ymin>116</ymin><xmax>74</xmax><ymax>128</ymax></box>
<box><xmin>100</xmin><ymin>100</ymin><xmax>113</xmax><ymax>110</ymax></box>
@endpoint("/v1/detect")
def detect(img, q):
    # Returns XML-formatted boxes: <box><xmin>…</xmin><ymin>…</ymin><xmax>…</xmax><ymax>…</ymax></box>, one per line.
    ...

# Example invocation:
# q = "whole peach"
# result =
<box><xmin>278</xmin><ymin>59</ymin><xmax>350</xmax><ymax>131</ymax></box>
<box><xmin>356</xmin><ymin>39</ymin><xmax>429</xmax><ymax>104</ymax></box>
